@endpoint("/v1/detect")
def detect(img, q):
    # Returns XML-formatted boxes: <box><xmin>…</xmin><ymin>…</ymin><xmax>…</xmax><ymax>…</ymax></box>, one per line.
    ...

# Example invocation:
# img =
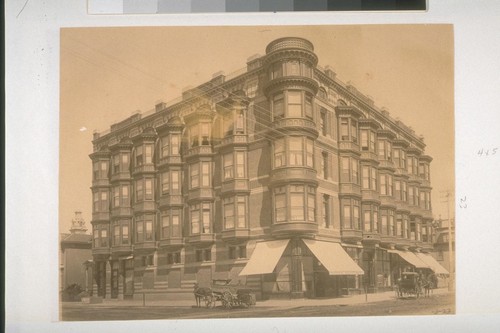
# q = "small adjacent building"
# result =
<box><xmin>60</xmin><ymin>211</ymin><xmax>93</xmax><ymax>292</ymax></box>
<box><xmin>89</xmin><ymin>37</ymin><xmax>447</xmax><ymax>300</ymax></box>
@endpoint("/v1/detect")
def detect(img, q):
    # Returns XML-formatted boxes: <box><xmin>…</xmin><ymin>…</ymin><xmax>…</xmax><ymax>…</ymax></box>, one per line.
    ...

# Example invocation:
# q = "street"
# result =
<box><xmin>61</xmin><ymin>292</ymin><xmax>454</xmax><ymax>321</ymax></box>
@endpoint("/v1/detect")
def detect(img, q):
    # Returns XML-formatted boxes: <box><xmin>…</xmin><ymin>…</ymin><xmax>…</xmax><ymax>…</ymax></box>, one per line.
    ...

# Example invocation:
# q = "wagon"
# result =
<box><xmin>210</xmin><ymin>279</ymin><xmax>256</xmax><ymax>309</ymax></box>
<box><xmin>396</xmin><ymin>272</ymin><xmax>422</xmax><ymax>299</ymax></box>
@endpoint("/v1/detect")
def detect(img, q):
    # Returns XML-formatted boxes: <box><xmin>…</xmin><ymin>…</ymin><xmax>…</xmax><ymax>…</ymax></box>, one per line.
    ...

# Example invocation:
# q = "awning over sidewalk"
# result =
<box><xmin>415</xmin><ymin>252</ymin><xmax>450</xmax><ymax>275</ymax></box>
<box><xmin>302</xmin><ymin>239</ymin><xmax>364</xmax><ymax>275</ymax></box>
<box><xmin>239</xmin><ymin>239</ymin><xmax>290</xmax><ymax>276</ymax></box>
<box><xmin>388</xmin><ymin>249</ymin><xmax>429</xmax><ymax>269</ymax></box>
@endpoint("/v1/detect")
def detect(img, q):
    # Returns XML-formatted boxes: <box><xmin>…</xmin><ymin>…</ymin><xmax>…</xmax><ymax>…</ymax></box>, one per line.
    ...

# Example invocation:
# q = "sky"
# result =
<box><xmin>59</xmin><ymin>25</ymin><xmax>454</xmax><ymax>233</ymax></box>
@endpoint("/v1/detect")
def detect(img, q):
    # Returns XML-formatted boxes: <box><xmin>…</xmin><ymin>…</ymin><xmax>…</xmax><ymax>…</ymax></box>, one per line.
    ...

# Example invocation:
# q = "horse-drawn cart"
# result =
<box><xmin>211</xmin><ymin>279</ymin><xmax>256</xmax><ymax>309</ymax></box>
<box><xmin>396</xmin><ymin>272</ymin><xmax>422</xmax><ymax>299</ymax></box>
<box><xmin>194</xmin><ymin>279</ymin><xmax>256</xmax><ymax>309</ymax></box>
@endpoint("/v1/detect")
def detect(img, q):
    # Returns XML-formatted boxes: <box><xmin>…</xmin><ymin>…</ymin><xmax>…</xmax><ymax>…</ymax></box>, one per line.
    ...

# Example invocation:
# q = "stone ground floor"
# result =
<box><xmin>89</xmin><ymin>237</ymin><xmax>448</xmax><ymax>301</ymax></box>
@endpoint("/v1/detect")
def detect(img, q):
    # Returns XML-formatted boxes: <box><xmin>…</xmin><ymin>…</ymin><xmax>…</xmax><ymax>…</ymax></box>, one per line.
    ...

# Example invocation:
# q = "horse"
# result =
<box><xmin>421</xmin><ymin>278</ymin><xmax>434</xmax><ymax>297</ymax></box>
<box><xmin>193</xmin><ymin>283</ymin><xmax>213</xmax><ymax>307</ymax></box>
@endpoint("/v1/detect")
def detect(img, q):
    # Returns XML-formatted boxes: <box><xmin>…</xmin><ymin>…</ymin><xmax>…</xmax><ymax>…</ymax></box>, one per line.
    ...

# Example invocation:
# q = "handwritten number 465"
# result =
<box><xmin>478</xmin><ymin>148</ymin><xmax>498</xmax><ymax>156</ymax></box>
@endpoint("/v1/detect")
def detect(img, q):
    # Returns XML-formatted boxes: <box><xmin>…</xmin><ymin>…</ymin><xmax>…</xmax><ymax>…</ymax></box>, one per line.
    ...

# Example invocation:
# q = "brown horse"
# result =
<box><xmin>193</xmin><ymin>283</ymin><xmax>213</xmax><ymax>307</ymax></box>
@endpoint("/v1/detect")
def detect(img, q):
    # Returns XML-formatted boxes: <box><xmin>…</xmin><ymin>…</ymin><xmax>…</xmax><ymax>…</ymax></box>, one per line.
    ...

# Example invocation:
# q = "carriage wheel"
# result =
<box><xmin>222</xmin><ymin>291</ymin><xmax>232</xmax><ymax>309</ymax></box>
<box><xmin>205</xmin><ymin>295</ymin><xmax>214</xmax><ymax>308</ymax></box>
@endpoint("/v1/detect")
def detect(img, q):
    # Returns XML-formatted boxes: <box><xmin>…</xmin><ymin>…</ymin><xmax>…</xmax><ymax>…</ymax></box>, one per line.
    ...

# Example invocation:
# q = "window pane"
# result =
<box><xmin>162</xmin><ymin>137</ymin><xmax>169</xmax><ymax>157</ymax></box>
<box><xmin>343</xmin><ymin>205</ymin><xmax>351</xmax><ymax>229</ymax></box>
<box><xmin>191</xmin><ymin>208</ymin><xmax>199</xmax><ymax>234</ymax></box>
<box><xmin>341</xmin><ymin>119</ymin><xmax>349</xmax><ymax>140</ymax></box>
<box><xmin>290</xmin><ymin>193</ymin><xmax>304</xmax><ymax>221</ymax></box>
<box><xmin>287</xmin><ymin>90</ymin><xmax>302</xmax><ymax>104</ymax></box>
<box><xmin>362</xmin><ymin>167</ymin><xmax>370</xmax><ymax>189</ymax></box>
<box><xmin>273</xmin><ymin>93</ymin><xmax>284</xmax><ymax>118</ymax></box>
<box><xmin>191</xmin><ymin>164</ymin><xmax>199</xmax><ymax>188</ymax></box>
<box><xmin>145</xmin><ymin>220</ymin><xmax>153</xmax><ymax>241</ymax></box>
<box><xmin>288</xmin><ymin>91</ymin><xmax>302</xmax><ymax>117</ymax></box>
<box><xmin>223</xmin><ymin>153</ymin><xmax>233</xmax><ymax>180</ymax></box>
<box><xmin>224</xmin><ymin>200</ymin><xmax>235</xmax><ymax>229</ymax></box>
<box><xmin>145</xmin><ymin>145</ymin><xmax>153</xmax><ymax>164</ymax></box>
<box><xmin>171</xmin><ymin>171</ymin><xmax>179</xmax><ymax>190</ymax></box>
<box><xmin>237</xmin><ymin>200</ymin><xmax>246</xmax><ymax>228</ymax></box>
<box><xmin>202</xmin><ymin>210</ymin><xmax>210</xmax><ymax>233</ymax></box>
<box><xmin>162</xmin><ymin>172</ymin><xmax>169</xmax><ymax>193</ymax></box>
<box><xmin>202</xmin><ymin>162</ymin><xmax>210</xmax><ymax>187</ymax></box>
<box><xmin>122</xmin><ymin>225</ymin><xmax>129</xmax><ymax>244</ymax></box>
<box><xmin>171</xmin><ymin>214</ymin><xmax>180</xmax><ymax>237</ymax></box>
<box><xmin>305</xmin><ymin>95</ymin><xmax>313</xmax><ymax>118</ymax></box>
<box><xmin>361</xmin><ymin>130</ymin><xmax>368</xmax><ymax>150</ymax></box>
<box><xmin>307</xmin><ymin>193</ymin><xmax>315</xmax><ymax>222</ymax></box>
<box><xmin>236</xmin><ymin>152</ymin><xmax>245</xmax><ymax>178</ymax></box>
<box><xmin>275</xmin><ymin>193</ymin><xmax>286</xmax><ymax>222</ymax></box>
<box><xmin>306</xmin><ymin>139</ymin><xmax>314</xmax><ymax>167</ymax></box>
<box><xmin>171</xmin><ymin>135</ymin><xmax>179</xmax><ymax>155</ymax></box>
<box><xmin>364</xmin><ymin>211</ymin><xmax>371</xmax><ymax>232</ymax></box>
<box><xmin>274</xmin><ymin>139</ymin><xmax>284</xmax><ymax>167</ymax></box>
<box><xmin>145</xmin><ymin>179</ymin><xmax>153</xmax><ymax>200</ymax></box>
<box><xmin>352</xmin><ymin>160</ymin><xmax>359</xmax><ymax>184</ymax></box>
<box><xmin>353</xmin><ymin>203</ymin><xmax>360</xmax><ymax>230</ymax></box>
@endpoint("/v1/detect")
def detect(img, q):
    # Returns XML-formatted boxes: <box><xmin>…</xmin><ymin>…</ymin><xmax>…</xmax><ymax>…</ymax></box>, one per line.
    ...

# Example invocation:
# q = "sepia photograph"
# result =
<box><xmin>58</xmin><ymin>25</ymin><xmax>455</xmax><ymax>321</ymax></box>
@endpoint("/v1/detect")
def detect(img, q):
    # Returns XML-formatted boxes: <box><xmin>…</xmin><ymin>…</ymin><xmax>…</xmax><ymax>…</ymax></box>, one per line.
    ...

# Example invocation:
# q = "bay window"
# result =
<box><xmin>273</xmin><ymin>93</ymin><xmax>284</xmax><ymax>119</ymax></box>
<box><xmin>380</xmin><ymin>174</ymin><xmax>393</xmax><ymax>196</ymax></box>
<box><xmin>360</xmin><ymin>130</ymin><xmax>376</xmax><ymax>152</ymax></box>
<box><xmin>388</xmin><ymin>210</ymin><xmax>395</xmax><ymax>236</ymax></box>
<box><xmin>161</xmin><ymin>136</ymin><xmax>169</xmax><ymax>157</ymax></box>
<box><xmin>378</xmin><ymin>140</ymin><xmax>392</xmax><ymax>160</ymax></box>
<box><xmin>341</xmin><ymin>156</ymin><xmax>359</xmax><ymax>184</ymax></box>
<box><xmin>381</xmin><ymin>210</ymin><xmax>388</xmax><ymax>234</ymax></box>
<box><xmin>161</xmin><ymin>209</ymin><xmax>181</xmax><ymax>239</ymax></box>
<box><xmin>223</xmin><ymin>151</ymin><xmax>246</xmax><ymax>181</ymax></box>
<box><xmin>135</xmin><ymin>215</ymin><xmax>154</xmax><ymax>242</ymax></box>
<box><xmin>419</xmin><ymin>162</ymin><xmax>430</xmax><ymax>180</ymax></box>
<box><xmin>273</xmin><ymin>137</ymin><xmax>314</xmax><ymax>168</ymax></box>
<box><xmin>393</xmin><ymin>148</ymin><xmax>407</xmax><ymax>169</ymax></box>
<box><xmin>93</xmin><ymin>160</ymin><xmax>108</xmax><ymax>180</ymax></box>
<box><xmin>93</xmin><ymin>190</ymin><xmax>109</xmax><ymax>212</ymax></box>
<box><xmin>342</xmin><ymin>198</ymin><xmax>361</xmax><ymax>230</ymax></box>
<box><xmin>161</xmin><ymin>171</ymin><xmax>169</xmax><ymax>194</ymax></box>
<box><xmin>288</xmin><ymin>91</ymin><xmax>302</xmax><ymax>117</ymax></box>
<box><xmin>190</xmin><ymin>203</ymin><xmax>212</xmax><ymax>234</ymax></box>
<box><xmin>339</xmin><ymin>117</ymin><xmax>358</xmax><ymax>143</ymax></box>
<box><xmin>135</xmin><ymin>178</ymin><xmax>153</xmax><ymax>202</ymax></box>
<box><xmin>272</xmin><ymin>90</ymin><xmax>314</xmax><ymax>120</ymax></box>
<box><xmin>363</xmin><ymin>204</ymin><xmax>379</xmax><ymax>232</ymax></box>
<box><xmin>112</xmin><ymin>153</ymin><xmax>129</xmax><ymax>174</ymax></box>
<box><xmin>190</xmin><ymin>164</ymin><xmax>199</xmax><ymax>188</ymax></box>
<box><xmin>190</xmin><ymin>162</ymin><xmax>211</xmax><ymax>188</ymax></box>
<box><xmin>171</xmin><ymin>170</ymin><xmax>180</xmax><ymax>192</ymax></box>
<box><xmin>361</xmin><ymin>166</ymin><xmax>377</xmax><ymax>190</ymax></box>
<box><xmin>273</xmin><ymin>185</ymin><xmax>316</xmax><ymax>223</ymax></box>
<box><xmin>223</xmin><ymin>196</ymin><xmax>247</xmax><ymax>229</ymax></box>
<box><xmin>396</xmin><ymin>214</ymin><xmax>403</xmax><ymax>237</ymax></box>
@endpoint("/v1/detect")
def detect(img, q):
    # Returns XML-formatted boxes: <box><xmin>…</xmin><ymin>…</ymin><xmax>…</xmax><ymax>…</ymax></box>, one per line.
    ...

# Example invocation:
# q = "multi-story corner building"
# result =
<box><xmin>89</xmin><ymin>37</ymin><xmax>444</xmax><ymax>300</ymax></box>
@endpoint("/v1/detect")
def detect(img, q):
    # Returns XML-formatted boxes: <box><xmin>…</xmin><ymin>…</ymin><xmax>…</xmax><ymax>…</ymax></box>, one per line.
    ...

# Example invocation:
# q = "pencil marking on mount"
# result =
<box><xmin>16</xmin><ymin>0</ymin><xmax>30</xmax><ymax>18</ymax></box>
<box><xmin>459</xmin><ymin>196</ymin><xmax>467</xmax><ymax>209</ymax></box>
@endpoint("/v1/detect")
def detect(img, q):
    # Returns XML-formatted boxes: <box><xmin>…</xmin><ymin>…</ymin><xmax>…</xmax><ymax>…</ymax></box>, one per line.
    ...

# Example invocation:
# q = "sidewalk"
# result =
<box><xmin>63</xmin><ymin>288</ymin><xmax>451</xmax><ymax>309</ymax></box>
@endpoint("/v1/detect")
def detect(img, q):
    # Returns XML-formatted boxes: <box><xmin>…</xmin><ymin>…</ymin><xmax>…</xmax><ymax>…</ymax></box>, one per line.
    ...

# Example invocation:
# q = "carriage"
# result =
<box><xmin>194</xmin><ymin>279</ymin><xmax>256</xmax><ymax>309</ymax></box>
<box><xmin>210</xmin><ymin>279</ymin><xmax>256</xmax><ymax>309</ymax></box>
<box><xmin>396</xmin><ymin>272</ymin><xmax>422</xmax><ymax>298</ymax></box>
